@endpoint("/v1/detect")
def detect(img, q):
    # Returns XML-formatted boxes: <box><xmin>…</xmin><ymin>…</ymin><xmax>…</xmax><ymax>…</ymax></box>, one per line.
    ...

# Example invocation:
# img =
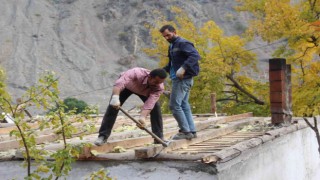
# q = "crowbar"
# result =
<box><xmin>119</xmin><ymin>107</ymin><xmax>169</xmax><ymax>147</ymax></box>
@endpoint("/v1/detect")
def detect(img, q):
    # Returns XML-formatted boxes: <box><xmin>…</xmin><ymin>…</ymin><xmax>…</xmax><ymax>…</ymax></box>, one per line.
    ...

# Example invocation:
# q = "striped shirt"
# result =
<box><xmin>114</xmin><ymin>67</ymin><xmax>164</xmax><ymax>110</ymax></box>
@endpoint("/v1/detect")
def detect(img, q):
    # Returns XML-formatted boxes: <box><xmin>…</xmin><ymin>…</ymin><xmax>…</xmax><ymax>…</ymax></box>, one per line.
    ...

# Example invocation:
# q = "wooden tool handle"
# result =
<box><xmin>119</xmin><ymin>107</ymin><xmax>167</xmax><ymax>147</ymax></box>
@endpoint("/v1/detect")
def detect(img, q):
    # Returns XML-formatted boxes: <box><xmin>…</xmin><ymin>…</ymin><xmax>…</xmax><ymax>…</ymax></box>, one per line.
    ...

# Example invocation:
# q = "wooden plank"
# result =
<box><xmin>223</xmin><ymin>135</ymin><xmax>257</xmax><ymax>138</ymax></box>
<box><xmin>81</xmin><ymin>130</ymin><xmax>178</xmax><ymax>158</ymax></box>
<box><xmin>195</xmin><ymin>139</ymin><xmax>231</xmax><ymax>142</ymax></box>
<box><xmin>182</xmin><ymin>147</ymin><xmax>223</xmax><ymax>151</ymax></box>
<box><xmin>219</xmin><ymin>138</ymin><xmax>249</xmax><ymax>141</ymax></box>
<box><xmin>0</xmin><ymin>135</ymin><xmax>12</xmax><ymax>142</ymax></box>
<box><xmin>135</xmin><ymin>145</ymin><xmax>164</xmax><ymax>159</ymax></box>
<box><xmin>78</xmin><ymin>150</ymin><xmax>136</xmax><ymax>161</ymax></box>
<box><xmin>0</xmin><ymin>117</ymin><xmax>145</xmax><ymax>151</ymax></box>
<box><xmin>135</xmin><ymin>117</ymin><xmax>263</xmax><ymax>159</ymax></box>
<box><xmin>235</xmin><ymin>131</ymin><xmax>266</xmax><ymax>133</ymax></box>
<box><xmin>221</xmin><ymin>113</ymin><xmax>253</xmax><ymax>123</ymax></box>
<box><xmin>205</xmin><ymin>139</ymin><xmax>237</xmax><ymax>143</ymax></box>
<box><xmin>195</xmin><ymin>142</ymin><xmax>234</xmax><ymax>146</ymax></box>
<box><xmin>189</xmin><ymin>144</ymin><xmax>230</xmax><ymax>148</ymax></box>
<box><xmin>0</xmin><ymin>121</ymin><xmax>100</xmax><ymax>150</ymax></box>
<box><xmin>152</xmin><ymin>152</ymin><xmax>206</xmax><ymax>161</ymax></box>
<box><xmin>0</xmin><ymin>116</ymin><xmax>169</xmax><ymax>152</ymax></box>
<box><xmin>132</xmin><ymin>116</ymin><xmax>240</xmax><ymax>159</ymax></box>
<box><xmin>217</xmin><ymin>136</ymin><xmax>247</xmax><ymax>139</ymax></box>
<box><xmin>177</xmin><ymin>150</ymin><xmax>219</xmax><ymax>153</ymax></box>
<box><xmin>193</xmin><ymin>114</ymin><xmax>217</xmax><ymax>117</ymax></box>
<box><xmin>0</xmin><ymin>123</ymin><xmax>16</xmax><ymax>128</ymax></box>
<box><xmin>162</xmin><ymin>118</ymin><xmax>261</xmax><ymax>152</ymax></box>
<box><xmin>0</xmin><ymin>134</ymin><xmax>59</xmax><ymax>151</ymax></box>
<box><xmin>0</xmin><ymin>123</ymin><xmax>39</xmax><ymax>134</ymax></box>
<box><xmin>214</xmin><ymin>138</ymin><xmax>246</xmax><ymax>141</ymax></box>
<box><xmin>12</xmin><ymin>113</ymin><xmax>252</xmax><ymax>154</ymax></box>
<box><xmin>8</xmin><ymin>114</ymin><xmax>254</xmax><ymax>159</ymax></box>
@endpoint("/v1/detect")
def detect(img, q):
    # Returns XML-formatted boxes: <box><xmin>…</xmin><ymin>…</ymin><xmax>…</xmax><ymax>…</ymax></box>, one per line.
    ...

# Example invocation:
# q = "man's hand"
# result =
<box><xmin>136</xmin><ymin>116</ymin><xmax>146</xmax><ymax>129</ymax></box>
<box><xmin>110</xmin><ymin>95</ymin><xmax>120</xmax><ymax>109</ymax></box>
<box><xmin>163</xmin><ymin>90</ymin><xmax>171</xmax><ymax>96</ymax></box>
<box><xmin>163</xmin><ymin>90</ymin><xmax>171</xmax><ymax>99</ymax></box>
<box><xmin>176</xmin><ymin>67</ymin><xmax>185</xmax><ymax>79</ymax></box>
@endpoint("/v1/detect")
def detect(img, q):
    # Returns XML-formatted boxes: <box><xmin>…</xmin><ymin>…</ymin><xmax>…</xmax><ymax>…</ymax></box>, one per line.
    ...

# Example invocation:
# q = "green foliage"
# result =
<box><xmin>236</xmin><ymin>0</ymin><xmax>320</xmax><ymax>116</ymax></box>
<box><xmin>86</xmin><ymin>168</ymin><xmax>113</xmax><ymax>180</ymax></box>
<box><xmin>112</xmin><ymin>125</ymin><xmax>137</xmax><ymax>132</ymax></box>
<box><xmin>63</xmin><ymin>97</ymin><xmax>88</xmax><ymax>114</ymax></box>
<box><xmin>44</xmin><ymin>100</ymin><xmax>96</xmax><ymax>179</ymax></box>
<box><xmin>159</xmin><ymin>95</ymin><xmax>170</xmax><ymax>114</ymax></box>
<box><xmin>0</xmin><ymin>67</ymin><xmax>12</xmax><ymax>112</ymax></box>
<box><xmin>0</xmin><ymin>67</ymin><xmax>100</xmax><ymax>179</ymax></box>
<box><xmin>49</xmin><ymin>97</ymin><xmax>98</xmax><ymax>115</ymax></box>
<box><xmin>47</xmin><ymin>144</ymin><xmax>86</xmax><ymax>178</ymax></box>
<box><xmin>0</xmin><ymin>70</ymin><xmax>60</xmax><ymax>178</ymax></box>
<box><xmin>220</xmin><ymin>101</ymin><xmax>270</xmax><ymax>116</ymax></box>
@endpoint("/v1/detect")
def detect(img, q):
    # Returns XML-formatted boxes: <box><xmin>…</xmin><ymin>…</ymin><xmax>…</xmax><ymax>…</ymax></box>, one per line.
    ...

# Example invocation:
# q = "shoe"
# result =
<box><xmin>94</xmin><ymin>136</ymin><xmax>107</xmax><ymax>146</ymax></box>
<box><xmin>173</xmin><ymin>132</ymin><xmax>194</xmax><ymax>140</ymax></box>
<box><xmin>192</xmin><ymin>132</ymin><xmax>197</xmax><ymax>138</ymax></box>
<box><xmin>154</xmin><ymin>139</ymin><xmax>168</xmax><ymax>144</ymax></box>
<box><xmin>178</xmin><ymin>130</ymin><xmax>197</xmax><ymax>138</ymax></box>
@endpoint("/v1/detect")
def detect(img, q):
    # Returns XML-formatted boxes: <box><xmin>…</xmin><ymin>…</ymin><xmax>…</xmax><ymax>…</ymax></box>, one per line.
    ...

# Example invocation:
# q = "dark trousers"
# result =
<box><xmin>98</xmin><ymin>88</ymin><xmax>163</xmax><ymax>140</ymax></box>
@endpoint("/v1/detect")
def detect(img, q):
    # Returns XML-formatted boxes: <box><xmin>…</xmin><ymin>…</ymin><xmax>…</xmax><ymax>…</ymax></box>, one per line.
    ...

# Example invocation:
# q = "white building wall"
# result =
<box><xmin>216</xmin><ymin>127</ymin><xmax>320</xmax><ymax>180</ymax></box>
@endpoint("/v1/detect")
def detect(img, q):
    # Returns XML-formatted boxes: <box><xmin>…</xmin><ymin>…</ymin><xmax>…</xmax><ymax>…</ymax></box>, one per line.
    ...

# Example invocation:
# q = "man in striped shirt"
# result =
<box><xmin>94</xmin><ymin>67</ymin><xmax>167</xmax><ymax>146</ymax></box>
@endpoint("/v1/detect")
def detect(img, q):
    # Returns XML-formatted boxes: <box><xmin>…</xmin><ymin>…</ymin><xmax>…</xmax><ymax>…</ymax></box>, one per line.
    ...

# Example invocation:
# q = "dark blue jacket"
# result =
<box><xmin>163</xmin><ymin>37</ymin><xmax>200</xmax><ymax>79</ymax></box>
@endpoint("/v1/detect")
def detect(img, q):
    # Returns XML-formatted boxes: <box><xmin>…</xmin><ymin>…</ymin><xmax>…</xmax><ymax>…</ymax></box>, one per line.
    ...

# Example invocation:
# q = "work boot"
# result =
<box><xmin>192</xmin><ymin>132</ymin><xmax>197</xmax><ymax>138</ymax></box>
<box><xmin>154</xmin><ymin>139</ymin><xmax>168</xmax><ymax>144</ymax></box>
<box><xmin>173</xmin><ymin>132</ymin><xmax>194</xmax><ymax>140</ymax></box>
<box><xmin>94</xmin><ymin>136</ymin><xmax>107</xmax><ymax>146</ymax></box>
<box><xmin>178</xmin><ymin>129</ymin><xmax>197</xmax><ymax>138</ymax></box>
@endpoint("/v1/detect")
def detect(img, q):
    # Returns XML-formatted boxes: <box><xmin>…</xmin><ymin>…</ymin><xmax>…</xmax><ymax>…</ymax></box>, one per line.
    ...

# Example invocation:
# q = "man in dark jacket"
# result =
<box><xmin>160</xmin><ymin>25</ymin><xmax>200</xmax><ymax>140</ymax></box>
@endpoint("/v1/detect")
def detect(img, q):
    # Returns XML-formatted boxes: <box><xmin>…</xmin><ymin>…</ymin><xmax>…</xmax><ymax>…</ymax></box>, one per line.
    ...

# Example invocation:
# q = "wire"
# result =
<box><xmin>63</xmin><ymin>85</ymin><xmax>113</xmax><ymax>98</ymax></box>
<box><xmin>61</xmin><ymin>40</ymin><xmax>287</xmax><ymax>99</ymax></box>
<box><xmin>208</xmin><ymin>40</ymin><xmax>287</xmax><ymax>62</ymax></box>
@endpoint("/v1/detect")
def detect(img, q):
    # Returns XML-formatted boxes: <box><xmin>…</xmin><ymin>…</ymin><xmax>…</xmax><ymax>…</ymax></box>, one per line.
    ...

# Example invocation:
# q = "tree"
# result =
<box><xmin>0</xmin><ymin>66</ymin><xmax>98</xmax><ymax>179</ymax></box>
<box><xmin>0</xmin><ymin>69</ymin><xmax>60</xmax><ymax>178</ymax></box>
<box><xmin>144</xmin><ymin>7</ymin><xmax>269</xmax><ymax>115</ymax></box>
<box><xmin>63</xmin><ymin>97</ymin><xmax>88</xmax><ymax>114</ymax></box>
<box><xmin>236</xmin><ymin>0</ymin><xmax>320</xmax><ymax>156</ymax></box>
<box><xmin>236</xmin><ymin>0</ymin><xmax>320</xmax><ymax>116</ymax></box>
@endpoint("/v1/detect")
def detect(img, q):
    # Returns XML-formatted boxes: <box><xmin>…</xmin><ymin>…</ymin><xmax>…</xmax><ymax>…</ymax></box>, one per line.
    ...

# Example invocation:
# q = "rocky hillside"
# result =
<box><xmin>0</xmin><ymin>0</ymin><xmax>275</xmax><ymax>113</ymax></box>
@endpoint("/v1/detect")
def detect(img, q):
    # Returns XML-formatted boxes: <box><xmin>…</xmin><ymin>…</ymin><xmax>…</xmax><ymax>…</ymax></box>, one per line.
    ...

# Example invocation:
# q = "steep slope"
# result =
<box><xmin>0</xmin><ymin>0</ymin><xmax>273</xmax><ymax>113</ymax></box>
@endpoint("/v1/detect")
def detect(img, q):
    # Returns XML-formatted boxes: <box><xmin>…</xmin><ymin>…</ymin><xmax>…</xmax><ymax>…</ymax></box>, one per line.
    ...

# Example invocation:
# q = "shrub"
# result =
<box><xmin>63</xmin><ymin>97</ymin><xmax>88</xmax><ymax>114</ymax></box>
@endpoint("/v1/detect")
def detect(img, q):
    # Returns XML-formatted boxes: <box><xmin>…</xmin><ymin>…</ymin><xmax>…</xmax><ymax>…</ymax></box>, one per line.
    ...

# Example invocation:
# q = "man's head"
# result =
<box><xmin>148</xmin><ymin>68</ymin><xmax>167</xmax><ymax>86</ymax></box>
<box><xmin>159</xmin><ymin>25</ymin><xmax>177</xmax><ymax>43</ymax></box>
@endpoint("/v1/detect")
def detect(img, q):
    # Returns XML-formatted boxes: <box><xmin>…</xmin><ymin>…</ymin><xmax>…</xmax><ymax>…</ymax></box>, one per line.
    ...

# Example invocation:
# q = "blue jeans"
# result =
<box><xmin>169</xmin><ymin>78</ymin><xmax>196</xmax><ymax>133</ymax></box>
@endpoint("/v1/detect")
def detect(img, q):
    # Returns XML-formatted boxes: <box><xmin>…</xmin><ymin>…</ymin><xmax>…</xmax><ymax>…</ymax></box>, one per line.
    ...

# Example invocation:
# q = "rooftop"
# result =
<box><xmin>0</xmin><ymin>111</ymin><xmax>309</xmax><ymax>163</ymax></box>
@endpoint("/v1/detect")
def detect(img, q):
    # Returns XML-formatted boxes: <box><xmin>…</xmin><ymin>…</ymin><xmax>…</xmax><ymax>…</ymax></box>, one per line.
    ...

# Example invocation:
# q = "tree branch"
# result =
<box><xmin>225</xmin><ymin>84</ymin><xmax>235</xmax><ymax>87</ymax></box>
<box><xmin>217</xmin><ymin>98</ymin><xmax>237</xmax><ymax>102</ymax></box>
<box><xmin>226</xmin><ymin>74</ymin><xmax>265</xmax><ymax>105</ymax></box>
<box><xmin>303</xmin><ymin>117</ymin><xmax>320</xmax><ymax>155</ymax></box>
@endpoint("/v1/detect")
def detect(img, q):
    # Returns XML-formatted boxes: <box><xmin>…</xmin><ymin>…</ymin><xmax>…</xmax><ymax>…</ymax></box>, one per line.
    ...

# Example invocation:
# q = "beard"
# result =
<box><xmin>167</xmin><ymin>36</ymin><xmax>177</xmax><ymax>43</ymax></box>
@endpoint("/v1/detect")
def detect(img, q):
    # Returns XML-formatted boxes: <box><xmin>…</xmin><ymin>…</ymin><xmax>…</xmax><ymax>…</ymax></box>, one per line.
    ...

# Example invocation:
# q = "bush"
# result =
<box><xmin>63</xmin><ymin>97</ymin><xmax>88</xmax><ymax>114</ymax></box>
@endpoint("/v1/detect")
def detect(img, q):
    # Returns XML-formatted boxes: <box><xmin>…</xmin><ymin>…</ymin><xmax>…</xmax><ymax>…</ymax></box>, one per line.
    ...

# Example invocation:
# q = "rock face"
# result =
<box><xmin>0</xmin><ymin>0</ymin><xmax>273</xmax><ymax>113</ymax></box>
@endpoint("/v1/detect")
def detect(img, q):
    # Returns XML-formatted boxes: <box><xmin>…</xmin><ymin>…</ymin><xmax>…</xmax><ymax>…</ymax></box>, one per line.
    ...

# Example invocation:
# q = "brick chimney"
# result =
<box><xmin>269</xmin><ymin>58</ymin><xmax>292</xmax><ymax>124</ymax></box>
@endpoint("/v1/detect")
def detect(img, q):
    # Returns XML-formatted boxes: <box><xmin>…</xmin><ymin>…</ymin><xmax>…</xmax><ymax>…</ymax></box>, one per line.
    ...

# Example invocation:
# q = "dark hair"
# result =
<box><xmin>159</xmin><ymin>25</ymin><xmax>176</xmax><ymax>33</ymax></box>
<box><xmin>150</xmin><ymin>68</ymin><xmax>167</xmax><ymax>79</ymax></box>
